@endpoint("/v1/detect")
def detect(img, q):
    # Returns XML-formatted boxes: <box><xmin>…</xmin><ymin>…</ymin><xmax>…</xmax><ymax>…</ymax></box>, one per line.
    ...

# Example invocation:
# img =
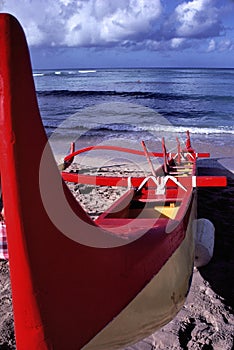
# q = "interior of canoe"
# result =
<box><xmin>97</xmin><ymin>158</ymin><xmax>195</xmax><ymax>222</ymax></box>
<box><xmin>104</xmin><ymin>198</ymin><xmax>181</xmax><ymax>220</ymax></box>
<box><xmin>61</xmin><ymin>132</ymin><xmax>198</xmax><ymax>224</ymax></box>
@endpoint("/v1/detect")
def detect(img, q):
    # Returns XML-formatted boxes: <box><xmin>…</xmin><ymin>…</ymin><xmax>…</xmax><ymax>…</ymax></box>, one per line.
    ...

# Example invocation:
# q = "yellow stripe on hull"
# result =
<box><xmin>83</xmin><ymin>198</ymin><xmax>196</xmax><ymax>350</ymax></box>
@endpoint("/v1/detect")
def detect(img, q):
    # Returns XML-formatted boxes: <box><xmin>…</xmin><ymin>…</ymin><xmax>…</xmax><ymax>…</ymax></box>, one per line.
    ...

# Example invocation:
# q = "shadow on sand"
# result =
<box><xmin>197</xmin><ymin>158</ymin><xmax>234</xmax><ymax>309</ymax></box>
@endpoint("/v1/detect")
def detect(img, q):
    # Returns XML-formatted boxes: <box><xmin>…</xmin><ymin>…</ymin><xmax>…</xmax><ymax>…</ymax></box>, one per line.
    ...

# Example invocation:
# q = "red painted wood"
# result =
<box><xmin>196</xmin><ymin>176</ymin><xmax>227</xmax><ymax>187</ymax></box>
<box><xmin>161</xmin><ymin>137</ymin><xmax>168</xmax><ymax>173</ymax></box>
<box><xmin>61</xmin><ymin>172</ymin><xmax>227</xmax><ymax>188</ymax></box>
<box><xmin>141</xmin><ymin>140</ymin><xmax>157</xmax><ymax>177</ymax></box>
<box><xmin>63</xmin><ymin>145</ymin><xmax>210</xmax><ymax>163</ymax></box>
<box><xmin>63</xmin><ymin>142</ymin><xmax>75</xmax><ymax>169</ymax></box>
<box><xmin>195</xmin><ymin>152</ymin><xmax>210</xmax><ymax>158</ymax></box>
<box><xmin>176</xmin><ymin>137</ymin><xmax>181</xmax><ymax>165</ymax></box>
<box><xmin>0</xmin><ymin>14</ymin><xmax>192</xmax><ymax>350</ymax></box>
<box><xmin>185</xmin><ymin>130</ymin><xmax>192</xmax><ymax>150</ymax></box>
<box><xmin>64</xmin><ymin>145</ymin><xmax>166</xmax><ymax>162</ymax></box>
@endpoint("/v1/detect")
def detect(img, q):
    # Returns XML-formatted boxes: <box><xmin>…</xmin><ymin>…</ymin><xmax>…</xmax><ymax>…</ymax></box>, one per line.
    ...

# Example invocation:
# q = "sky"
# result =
<box><xmin>1</xmin><ymin>0</ymin><xmax>234</xmax><ymax>69</ymax></box>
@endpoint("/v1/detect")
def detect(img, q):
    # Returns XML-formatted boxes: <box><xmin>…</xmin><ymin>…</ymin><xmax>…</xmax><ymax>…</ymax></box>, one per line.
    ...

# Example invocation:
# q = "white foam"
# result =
<box><xmin>78</xmin><ymin>70</ymin><xmax>97</xmax><ymax>74</ymax></box>
<box><xmin>33</xmin><ymin>73</ymin><xmax>44</xmax><ymax>77</ymax></box>
<box><xmin>143</xmin><ymin>124</ymin><xmax>234</xmax><ymax>135</ymax></box>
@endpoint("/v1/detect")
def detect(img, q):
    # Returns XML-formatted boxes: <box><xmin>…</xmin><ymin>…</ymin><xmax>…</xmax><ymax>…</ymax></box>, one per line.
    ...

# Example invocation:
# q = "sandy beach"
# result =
<box><xmin>0</xmin><ymin>157</ymin><xmax>233</xmax><ymax>349</ymax></box>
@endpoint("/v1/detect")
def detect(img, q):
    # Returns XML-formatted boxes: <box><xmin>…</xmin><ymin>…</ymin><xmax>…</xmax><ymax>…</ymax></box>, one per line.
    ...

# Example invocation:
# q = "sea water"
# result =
<box><xmin>33</xmin><ymin>68</ymin><xmax>234</xmax><ymax>169</ymax></box>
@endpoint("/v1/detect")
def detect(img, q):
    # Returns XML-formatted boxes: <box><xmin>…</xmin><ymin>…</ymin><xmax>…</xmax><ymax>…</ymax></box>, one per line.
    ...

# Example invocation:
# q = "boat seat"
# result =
<box><xmin>138</xmin><ymin>198</ymin><xmax>183</xmax><ymax>203</ymax></box>
<box><xmin>170</xmin><ymin>164</ymin><xmax>193</xmax><ymax>168</ymax></box>
<box><xmin>169</xmin><ymin>175</ymin><xmax>191</xmax><ymax>178</ymax></box>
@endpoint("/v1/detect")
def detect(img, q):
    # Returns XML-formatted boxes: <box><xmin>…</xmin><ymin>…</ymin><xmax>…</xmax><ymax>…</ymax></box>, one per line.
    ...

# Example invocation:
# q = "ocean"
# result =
<box><xmin>33</xmin><ymin>68</ymin><xmax>234</xmax><ymax>169</ymax></box>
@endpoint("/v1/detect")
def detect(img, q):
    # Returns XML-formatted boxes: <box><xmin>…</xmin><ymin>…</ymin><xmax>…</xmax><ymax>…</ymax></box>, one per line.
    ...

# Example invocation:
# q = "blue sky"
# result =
<box><xmin>1</xmin><ymin>0</ymin><xmax>234</xmax><ymax>69</ymax></box>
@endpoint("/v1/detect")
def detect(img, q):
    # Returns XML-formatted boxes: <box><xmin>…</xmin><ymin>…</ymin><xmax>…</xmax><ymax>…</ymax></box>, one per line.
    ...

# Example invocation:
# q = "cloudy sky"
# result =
<box><xmin>1</xmin><ymin>0</ymin><xmax>234</xmax><ymax>69</ymax></box>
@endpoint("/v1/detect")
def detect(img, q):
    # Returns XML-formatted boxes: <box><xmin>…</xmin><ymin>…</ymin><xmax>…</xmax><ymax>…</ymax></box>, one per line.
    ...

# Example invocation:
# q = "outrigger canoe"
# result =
<box><xmin>0</xmin><ymin>14</ymin><xmax>227</xmax><ymax>350</ymax></box>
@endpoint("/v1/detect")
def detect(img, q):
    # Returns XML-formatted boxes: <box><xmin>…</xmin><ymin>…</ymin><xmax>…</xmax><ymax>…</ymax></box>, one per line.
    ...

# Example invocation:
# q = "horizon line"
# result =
<box><xmin>32</xmin><ymin>66</ymin><xmax>234</xmax><ymax>71</ymax></box>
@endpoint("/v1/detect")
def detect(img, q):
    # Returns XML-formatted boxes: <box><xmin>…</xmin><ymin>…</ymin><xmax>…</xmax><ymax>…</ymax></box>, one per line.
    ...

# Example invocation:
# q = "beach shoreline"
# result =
<box><xmin>0</xmin><ymin>157</ymin><xmax>233</xmax><ymax>349</ymax></box>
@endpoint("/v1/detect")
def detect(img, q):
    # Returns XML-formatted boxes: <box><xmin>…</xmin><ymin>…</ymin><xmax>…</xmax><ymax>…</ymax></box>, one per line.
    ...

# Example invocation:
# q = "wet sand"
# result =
<box><xmin>0</xmin><ymin>158</ymin><xmax>233</xmax><ymax>349</ymax></box>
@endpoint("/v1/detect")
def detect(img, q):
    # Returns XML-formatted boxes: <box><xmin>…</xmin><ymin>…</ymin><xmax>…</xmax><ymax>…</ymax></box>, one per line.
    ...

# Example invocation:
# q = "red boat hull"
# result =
<box><xmin>84</xmin><ymin>196</ymin><xmax>196</xmax><ymax>349</ymax></box>
<box><xmin>0</xmin><ymin>14</ymin><xmax>214</xmax><ymax>350</ymax></box>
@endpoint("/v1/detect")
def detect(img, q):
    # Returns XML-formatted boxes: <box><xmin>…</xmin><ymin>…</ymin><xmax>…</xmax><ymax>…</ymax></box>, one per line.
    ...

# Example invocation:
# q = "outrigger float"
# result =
<box><xmin>0</xmin><ymin>14</ymin><xmax>227</xmax><ymax>350</ymax></box>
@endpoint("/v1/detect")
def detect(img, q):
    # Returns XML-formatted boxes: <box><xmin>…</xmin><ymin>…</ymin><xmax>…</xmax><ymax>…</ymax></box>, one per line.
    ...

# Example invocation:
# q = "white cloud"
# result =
<box><xmin>174</xmin><ymin>0</ymin><xmax>223</xmax><ymax>38</ymax></box>
<box><xmin>1</xmin><ymin>0</ymin><xmax>233</xmax><ymax>55</ymax></box>
<box><xmin>207</xmin><ymin>38</ymin><xmax>234</xmax><ymax>53</ymax></box>
<box><xmin>1</xmin><ymin>0</ymin><xmax>162</xmax><ymax>47</ymax></box>
<box><xmin>170</xmin><ymin>37</ymin><xmax>185</xmax><ymax>49</ymax></box>
<box><xmin>207</xmin><ymin>38</ymin><xmax>216</xmax><ymax>52</ymax></box>
<box><xmin>218</xmin><ymin>39</ymin><xmax>234</xmax><ymax>52</ymax></box>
